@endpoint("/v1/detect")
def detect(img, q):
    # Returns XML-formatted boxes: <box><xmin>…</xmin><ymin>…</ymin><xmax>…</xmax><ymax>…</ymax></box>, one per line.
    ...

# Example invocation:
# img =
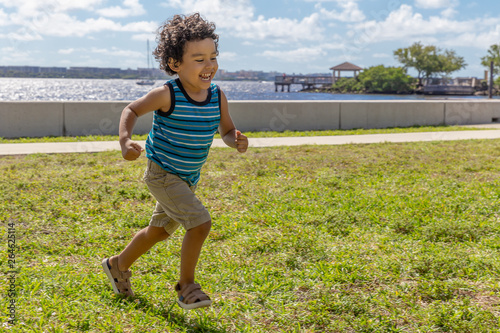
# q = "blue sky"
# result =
<box><xmin>0</xmin><ymin>0</ymin><xmax>499</xmax><ymax>78</ymax></box>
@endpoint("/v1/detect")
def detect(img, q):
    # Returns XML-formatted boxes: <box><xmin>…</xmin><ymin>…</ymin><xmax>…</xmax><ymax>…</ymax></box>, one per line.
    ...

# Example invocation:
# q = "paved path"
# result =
<box><xmin>1</xmin><ymin>127</ymin><xmax>500</xmax><ymax>156</ymax></box>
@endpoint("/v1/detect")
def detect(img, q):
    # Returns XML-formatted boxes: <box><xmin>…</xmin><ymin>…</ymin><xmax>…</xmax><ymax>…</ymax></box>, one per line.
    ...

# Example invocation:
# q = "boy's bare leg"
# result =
<box><xmin>110</xmin><ymin>226</ymin><xmax>169</xmax><ymax>271</ymax></box>
<box><xmin>178</xmin><ymin>220</ymin><xmax>211</xmax><ymax>287</ymax></box>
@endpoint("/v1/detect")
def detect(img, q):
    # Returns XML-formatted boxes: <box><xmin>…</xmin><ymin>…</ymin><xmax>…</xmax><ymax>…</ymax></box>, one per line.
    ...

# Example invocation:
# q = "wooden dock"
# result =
<box><xmin>275</xmin><ymin>75</ymin><xmax>333</xmax><ymax>92</ymax></box>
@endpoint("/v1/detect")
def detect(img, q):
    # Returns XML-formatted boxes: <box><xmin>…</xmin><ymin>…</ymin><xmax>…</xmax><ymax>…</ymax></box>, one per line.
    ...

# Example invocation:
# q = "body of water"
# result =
<box><xmin>0</xmin><ymin>77</ymin><xmax>498</xmax><ymax>101</ymax></box>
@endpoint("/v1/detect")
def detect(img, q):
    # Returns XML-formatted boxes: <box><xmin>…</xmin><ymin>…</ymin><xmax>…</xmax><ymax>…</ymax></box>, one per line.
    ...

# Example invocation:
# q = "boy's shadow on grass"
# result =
<box><xmin>115</xmin><ymin>295</ymin><xmax>227</xmax><ymax>333</ymax></box>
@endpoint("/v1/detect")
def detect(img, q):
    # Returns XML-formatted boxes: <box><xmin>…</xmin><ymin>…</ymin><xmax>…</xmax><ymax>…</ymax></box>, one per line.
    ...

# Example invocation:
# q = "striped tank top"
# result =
<box><xmin>145</xmin><ymin>78</ymin><xmax>221</xmax><ymax>186</ymax></box>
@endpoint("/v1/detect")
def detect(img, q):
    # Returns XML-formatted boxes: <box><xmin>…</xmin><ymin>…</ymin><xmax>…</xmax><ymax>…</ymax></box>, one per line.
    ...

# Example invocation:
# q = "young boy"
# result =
<box><xmin>102</xmin><ymin>13</ymin><xmax>248</xmax><ymax>310</ymax></box>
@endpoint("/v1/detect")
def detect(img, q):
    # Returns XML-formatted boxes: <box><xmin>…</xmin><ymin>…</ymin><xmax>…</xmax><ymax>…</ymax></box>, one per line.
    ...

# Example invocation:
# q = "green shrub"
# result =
<box><xmin>331</xmin><ymin>77</ymin><xmax>363</xmax><ymax>93</ymax></box>
<box><xmin>358</xmin><ymin>65</ymin><xmax>415</xmax><ymax>94</ymax></box>
<box><xmin>495</xmin><ymin>76</ymin><xmax>500</xmax><ymax>87</ymax></box>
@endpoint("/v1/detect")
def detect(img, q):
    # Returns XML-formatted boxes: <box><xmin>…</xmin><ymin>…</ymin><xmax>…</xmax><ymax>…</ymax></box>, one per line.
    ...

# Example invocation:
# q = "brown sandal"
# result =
<box><xmin>175</xmin><ymin>283</ymin><xmax>212</xmax><ymax>310</ymax></box>
<box><xmin>102</xmin><ymin>258</ymin><xmax>134</xmax><ymax>297</ymax></box>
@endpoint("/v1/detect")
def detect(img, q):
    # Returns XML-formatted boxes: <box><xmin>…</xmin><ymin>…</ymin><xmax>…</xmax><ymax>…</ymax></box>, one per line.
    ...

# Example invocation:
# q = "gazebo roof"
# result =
<box><xmin>329</xmin><ymin>62</ymin><xmax>363</xmax><ymax>71</ymax></box>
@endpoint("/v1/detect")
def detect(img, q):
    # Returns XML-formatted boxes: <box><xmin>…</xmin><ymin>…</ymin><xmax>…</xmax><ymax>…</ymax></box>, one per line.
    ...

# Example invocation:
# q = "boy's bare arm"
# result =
<box><xmin>219</xmin><ymin>90</ymin><xmax>248</xmax><ymax>153</ymax></box>
<box><xmin>119</xmin><ymin>85</ymin><xmax>171</xmax><ymax>160</ymax></box>
<box><xmin>119</xmin><ymin>108</ymin><xmax>144</xmax><ymax>160</ymax></box>
<box><xmin>222</xmin><ymin>129</ymin><xmax>248</xmax><ymax>153</ymax></box>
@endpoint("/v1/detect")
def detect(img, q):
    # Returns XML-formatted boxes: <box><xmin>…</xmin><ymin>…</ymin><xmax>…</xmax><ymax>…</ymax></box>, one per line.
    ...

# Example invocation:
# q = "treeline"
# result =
<box><xmin>330</xmin><ymin>42</ymin><xmax>500</xmax><ymax>94</ymax></box>
<box><xmin>0</xmin><ymin>71</ymin><xmax>142</xmax><ymax>79</ymax></box>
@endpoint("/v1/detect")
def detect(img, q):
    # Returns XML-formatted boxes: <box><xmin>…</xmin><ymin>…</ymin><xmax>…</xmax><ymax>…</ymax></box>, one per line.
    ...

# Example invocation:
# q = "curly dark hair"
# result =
<box><xmin>153</xmin><ymin>13</ymin><xmax>219</xmax><ymax>76</ymax></box>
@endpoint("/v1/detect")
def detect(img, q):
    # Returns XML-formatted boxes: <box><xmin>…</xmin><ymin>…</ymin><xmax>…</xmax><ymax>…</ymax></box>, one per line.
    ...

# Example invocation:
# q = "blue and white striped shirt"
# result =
<box><xmin>145</xmin><ymin>78</ymin><xmax>221</xmax><ymax>186</ymax></box>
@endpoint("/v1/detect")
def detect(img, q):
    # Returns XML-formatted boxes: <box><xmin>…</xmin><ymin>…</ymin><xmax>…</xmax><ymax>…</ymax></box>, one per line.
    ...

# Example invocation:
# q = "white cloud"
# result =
<box><xmin>56</xmin><ymin>46</ymin><xmax>143</xmax><ymax>58</ymax></box>
<box><xmin>261</xmin><ymin>41</ymin><xmax>345</xmax><ymax>63</ymax></box>
<box><xmin>441</xmin><ymin>7</ymin><xmax>458</xmax><ymax>18</ymax></box>
<box><xmin>304</xmin><ymin>0</ymin><xmax>358</xmax><ymax>3</ymax></box>
<box><xmin>373</xmin><ymin>53</ymin><xmax>390</xmax><ymax>58</ymax></box>
<box><xmin>2</xmin><ymin>9</ymin><xmax>157</xmax><ymax>39</ymax></box>
<box><xmin>58</xmin><ymin>48</ymin><xmax>75</xmax><ymax>54</ymax></box>
<box><xmin>161</xmin><ymin>0</ymin><xmax>324</xmax><ymax>42</ymax></box>
<box><xmin>263</xmin><ymin>47</ymin><xmax>327</xmax><ymax>62</ymax></box>
<box><xmin>0</xmin><ymin>0</ymin><xmax>155</xmax><ymax>40</ymax></box>
<box><xmin>161</xmin><ymin>0</ymin><xmax>253</xmax><ymax>26</ymax></box>
<box><xmin>442</xmin><ymin>24</ymin><xmax>500</xmax><ymax>49</ymax></box>
<box><xmin>327</xmin><ymin>53</ymin><xmax>361</xmax><ymax>64</ymax></box>
<box><xmin>0</xmin><ymin>9</ymin><xmax>10</xmax><ymax>25</ymax></box>
<box><xmin>0</xmin><ymin>0</ymin><xmax>104</xmax><ymax>17</ymax></box>
<box><xmin>0</xmin><ymin>29</ymin><xmax>43</xmax><ymax>41</ymax></box>
<box><xmin>42</xmin><ymin>15</ymin><xmax>122</xmax><ymax>37</ymax></box>
<box><xmin>318</xmin><ymin>0</ymin><xmax>366</xmax><ymax>22</ymax></box>
<box><xmin>90</xmin><ymin>47</ymin><xmax>143</xmax><ymax>58</ymax></box>
<box><xmin>334</xmin><ymin>3</ymin><xmax>500</xmax><ymax>64</ymax></box>
<box><xmin>131</xmin><ymin>33</ymin><xmax>157</xmax><ymax>41</ymax></box>
<box><xmin>239</xmin><ymin>14</ymin><xmax>323</xmax><ymax>43</ymax></box>
<box><xmin>218</xmin><ymin>52</ymin><xmax>237</xmax><ymax>62</ymax></box>
<box><xmin>0</xmin><ymin>46</ymin><xmax>38</xmax><ymax>63</ymax></box>
<box><xmin>415</xmin><ymin>0</ymin><xmax>456</xmax><ymax>9</ymax></box>
<box><xmin>121</xmin><ymin>21</ymin><xmax>157</xmax><ymax>33</ymax></box>
<box><xmin>352</xmin><ymin>5</ymin><xmax>476</xmax><ymax>43</ymax></box>
<box><xmin>96</xmin><ymin>0</ymin><xmax>146</xmax><ymax>18</ymax></box>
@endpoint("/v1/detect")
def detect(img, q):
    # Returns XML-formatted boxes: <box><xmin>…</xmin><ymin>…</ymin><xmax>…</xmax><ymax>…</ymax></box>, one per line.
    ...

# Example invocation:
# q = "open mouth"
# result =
<box><xmin>200</xmin><ymin>73</ymin><xmax>212</xmax><ymax>81</ymax></box>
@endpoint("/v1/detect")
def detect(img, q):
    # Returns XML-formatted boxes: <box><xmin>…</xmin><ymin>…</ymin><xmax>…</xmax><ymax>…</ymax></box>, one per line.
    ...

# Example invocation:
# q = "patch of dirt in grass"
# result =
<box><xmin>473</xmin><ymin>294</ymin><xmax>500</xmax><ymax>315</ymax></box>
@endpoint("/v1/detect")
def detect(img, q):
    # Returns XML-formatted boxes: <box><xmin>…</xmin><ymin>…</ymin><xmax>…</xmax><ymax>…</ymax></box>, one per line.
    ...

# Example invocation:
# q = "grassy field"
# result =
<box><xmin>1</xmin><ymin>139</ymin><xmax>499</xmax><ymax>332</ymax></box>
<box><xmin>0</xmin><ymin>125</ymin><xmax>492</xmax><ymax>143</ymax></box>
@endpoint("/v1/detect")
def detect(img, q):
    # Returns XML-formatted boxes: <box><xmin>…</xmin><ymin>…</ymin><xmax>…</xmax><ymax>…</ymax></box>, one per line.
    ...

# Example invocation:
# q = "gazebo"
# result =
<box><xmin>330</xmin><ymin>62</ymin><xmax>363</xmax><ymax>83</ymax></box>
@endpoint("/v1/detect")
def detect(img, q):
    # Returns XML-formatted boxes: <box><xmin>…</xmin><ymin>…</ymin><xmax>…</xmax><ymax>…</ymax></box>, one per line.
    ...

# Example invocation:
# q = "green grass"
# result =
<box><xmin>1</xmin><ymin>140</ymin><xmax>500</xmax><ymax>332</ymax></box>
<box><xmin>0</xmin><ymin>125</ymin><xmax>492</xmax><ymax>143</ymax></box>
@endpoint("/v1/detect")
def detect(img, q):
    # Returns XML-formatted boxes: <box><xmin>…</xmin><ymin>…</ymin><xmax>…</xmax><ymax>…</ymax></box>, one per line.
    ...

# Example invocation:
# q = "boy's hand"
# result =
<box><xmin>121</xmin><ymin>139</ymin><xmax>144</xmax><ymax>161</ymax></box>
<box><xmin>235</xmin><ymin>130</ymin><xmax>248</xmax><ymax>153</ymax></box>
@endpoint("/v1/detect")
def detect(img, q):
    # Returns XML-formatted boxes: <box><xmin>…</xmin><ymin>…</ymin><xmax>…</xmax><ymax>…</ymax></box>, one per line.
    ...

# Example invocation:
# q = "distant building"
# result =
<box><xmin>68</xmin><ymin>67</ymin><xmax>122</xmax><ymax>75</ymax></box>
<box><xmin>0</xmin><ymin>66</ymin><xmax>41</xmax><ymax>73</ymax></box>
<box><xmin>1</xmin><ymin>65</ymin><xmax>276</xmax><ymax>80</ymax></box>
<box><xmin>137</xmin><ymin>67</ymin><xmax>168</xmax><ymax>79</ymax></box>
<box><xmin>215</xmin><ymin>69</ymin><xmax>279</xmax><ymax>81</ymax></box>
<box><xmin>0</xmin><ymin>65</ymin><xmax>169</xmax><ymax>78</ymax></box>
<box><xmin>39</xmin><ymin>67</ymin><xmax>67</xmax><ymax>73</ymax></box>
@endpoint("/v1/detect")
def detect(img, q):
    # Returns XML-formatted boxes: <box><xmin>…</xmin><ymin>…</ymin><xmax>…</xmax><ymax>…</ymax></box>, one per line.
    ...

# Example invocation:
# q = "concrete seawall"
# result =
<box><xmin>1</xmin><ymin>100</ymin><xmax>499</xmax><ymax>138</ymax></box>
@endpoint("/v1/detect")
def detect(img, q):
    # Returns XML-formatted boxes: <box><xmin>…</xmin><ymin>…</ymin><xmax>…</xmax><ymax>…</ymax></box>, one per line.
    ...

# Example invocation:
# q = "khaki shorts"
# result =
<box><xmin>143</xmin><ymin>159</ymin><xmax>211</xmax><ymax>235</ymax></box>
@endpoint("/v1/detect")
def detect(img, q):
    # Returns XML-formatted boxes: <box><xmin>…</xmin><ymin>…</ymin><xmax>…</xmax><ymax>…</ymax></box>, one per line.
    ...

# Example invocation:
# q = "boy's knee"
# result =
<box><xmin>146</xmin><ymin>226</ymin><xmax>169</xmax><ymax>242</ymax></box>
<box><xmin>200</xmin><ymin>220</ymin><xmax>211</xmax><ymax>232</ymax></box>
<box><xmin>192</xmin><ymin>220</ymin><xmax>211</xmax><ymax>235</ymax></box>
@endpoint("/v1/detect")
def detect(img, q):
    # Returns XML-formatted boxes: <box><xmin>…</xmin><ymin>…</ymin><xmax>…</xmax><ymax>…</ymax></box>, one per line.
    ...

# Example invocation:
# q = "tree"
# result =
<box><xmin>357</xmin><ymin>65</ymin><xmax>414</xmax><ymax>94</ymax></box>
<box><xmin>439</xmin><ymin>50</ymin><xmax>467</xmax><ymax>78</ymax></box>
<box><xmin>394</xmin><ymin>42</ymin><xmax>436</xmax><ymax>84</ymax></box>
<box><xmin>394</xmin><ymin>42</ymin><xmax>466</xmax><ymax>83</ymax></box>
<box><xmin>481</xmin><ymin>44</ymin><xmax>500</xmax><ymax>76</ymax></box>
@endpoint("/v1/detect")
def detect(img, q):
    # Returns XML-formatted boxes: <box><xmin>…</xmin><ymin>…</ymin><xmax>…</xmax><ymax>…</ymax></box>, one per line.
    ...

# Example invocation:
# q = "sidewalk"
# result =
<box><xmin>1</xmin><ymin>127</ymin><xmax>500</xmax><ymax>156</ymax></box>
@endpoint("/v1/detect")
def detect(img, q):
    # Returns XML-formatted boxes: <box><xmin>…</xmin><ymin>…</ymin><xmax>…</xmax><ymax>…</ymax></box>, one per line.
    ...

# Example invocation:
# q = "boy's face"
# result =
<box><xmin>169</xmin><ymin>38</ymin><xmax>218</xmax><ymax>93</ymax></box>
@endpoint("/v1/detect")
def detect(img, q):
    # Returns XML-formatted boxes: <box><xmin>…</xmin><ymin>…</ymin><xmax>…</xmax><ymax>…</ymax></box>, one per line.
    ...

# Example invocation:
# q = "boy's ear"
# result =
<box><xmin>168</xmin><ymin>58</ymin><xmax>180</xmax><ymax>72</ymax></box>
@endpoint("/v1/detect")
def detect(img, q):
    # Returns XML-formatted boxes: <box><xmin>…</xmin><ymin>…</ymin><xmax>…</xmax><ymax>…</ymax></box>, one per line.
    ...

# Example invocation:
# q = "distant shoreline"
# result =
<box><xmin>300</xmin><ymin>86</ymin><xmax>500</xmax><ymax>97</ymax></box>
<box><xmin>0</xmin><ymin>75</ymin><xmax>267</xmax><ymax>81</ymax></box>
<box><xmin>0</xmin><ymin>74</ymin><xmax>161</xmax><ymax>80</ymax></box>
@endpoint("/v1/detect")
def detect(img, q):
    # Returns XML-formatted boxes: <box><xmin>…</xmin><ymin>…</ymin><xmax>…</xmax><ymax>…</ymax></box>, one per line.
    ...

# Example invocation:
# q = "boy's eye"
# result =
<box><xmin>194</xmin><ymin>57</ymin><xmax>216</xmax><ymax>63</ymax></box>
